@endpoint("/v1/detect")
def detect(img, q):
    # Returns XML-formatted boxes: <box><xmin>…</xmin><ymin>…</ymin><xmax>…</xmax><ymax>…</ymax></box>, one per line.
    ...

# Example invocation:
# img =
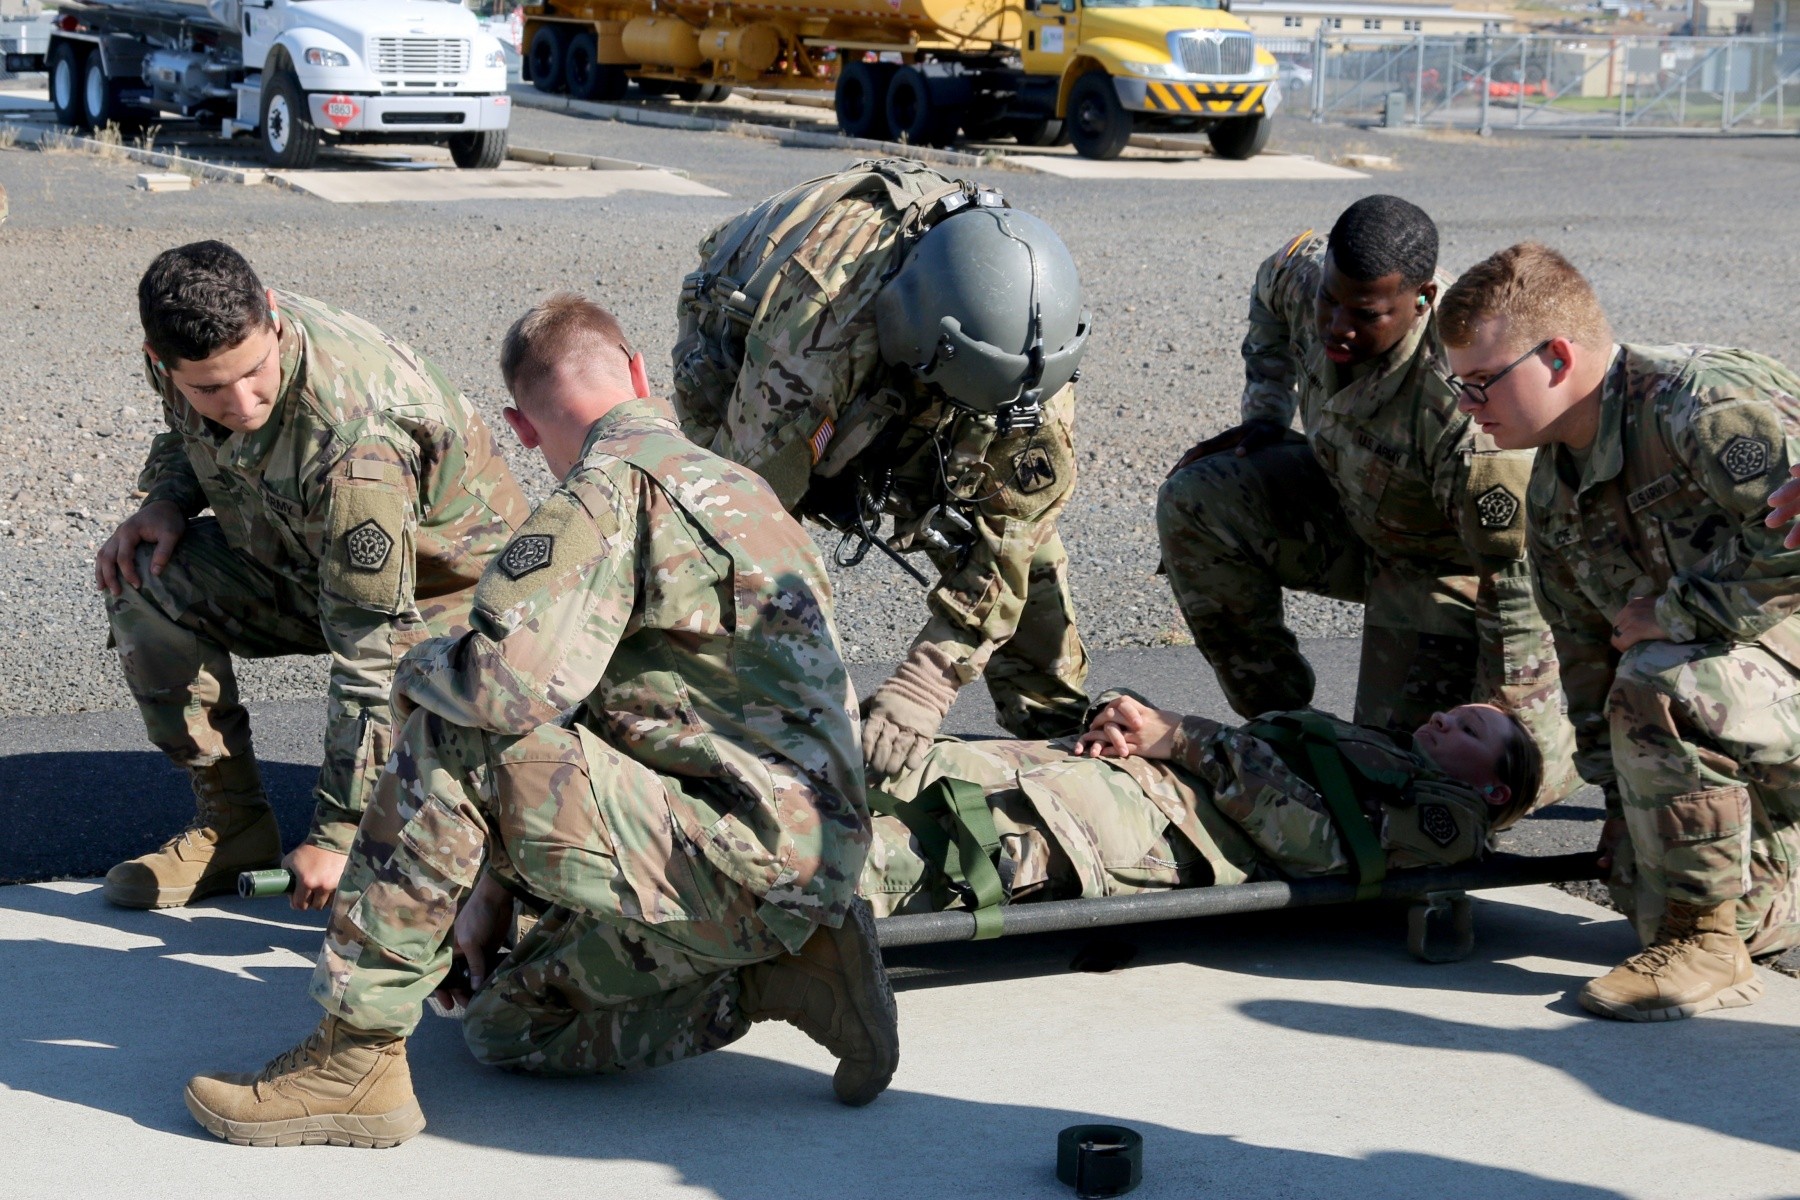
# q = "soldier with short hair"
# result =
<box><xmin>862</xmin><ymin>693</ymin><xmax>1542</xmax><ymax>920</ymax></box>
<box><xmin>1156</xmin><ymin>197</ymin><xmax>1572</xmax><ymax>807</ymax></box>
<box><xmin>185</xmin><ymin>293</ymin><xmax>896</xmax><ymax>1148</ymax></box>
<box><xmin>672</xmin><ymin>159</ymin><xmax>1092</xmax><ymax>780</ymax></box>
<box><xmin>97</xmin><ymin>241</ymin><xmax>528</xmax><ymax>912</ymax></box>
<box><xmin>1440</xmin><ymin>241</ymin><xmax>1800</xmax><ymax>1021</ymax></box>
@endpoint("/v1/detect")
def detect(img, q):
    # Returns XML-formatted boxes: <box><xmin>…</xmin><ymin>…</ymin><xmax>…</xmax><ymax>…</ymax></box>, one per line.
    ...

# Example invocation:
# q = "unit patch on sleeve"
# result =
<box><xmin>1013</xmin><ymin>446</ymin><xmax>1058</xmax><ymax>495</ymax></box>
<box><xmin>1474</xmin><ymin>484</ymin><xmax>1521</xmax><ymax>530</ymax></box>
<box><xmin>498</xmin><ymin>534</ymin><xmax>555</xmax><ymax>581</ymax></box>
<box><xmin>1418</xmin><ymin>802</ymin><xmax>1459</xmax><ymax>848</ymax></box>
<box><xmin>1718</xmin><ymin>434</ymin><xmax>1772</xmax><ymax>483</ymax></box>
<box><xmin>344</xmin><ymin>519</ymin><xmax>395</xmax><ymax>573</ymax></box>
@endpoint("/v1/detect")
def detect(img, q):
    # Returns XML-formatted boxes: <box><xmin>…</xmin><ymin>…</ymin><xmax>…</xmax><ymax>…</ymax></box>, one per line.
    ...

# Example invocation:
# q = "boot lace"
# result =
<box><xmin>256</xmin><ymin>1025</ymin><xmax>327</xmax><ymax>1086</ymax></box>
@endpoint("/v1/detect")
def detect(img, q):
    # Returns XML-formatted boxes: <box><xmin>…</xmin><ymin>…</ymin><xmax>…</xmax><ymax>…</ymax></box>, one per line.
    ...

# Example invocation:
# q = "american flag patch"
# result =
<box><xmin>809</xmin><ymin>418</ymin><xmax>835</xmax><ymax>463</ymax></box>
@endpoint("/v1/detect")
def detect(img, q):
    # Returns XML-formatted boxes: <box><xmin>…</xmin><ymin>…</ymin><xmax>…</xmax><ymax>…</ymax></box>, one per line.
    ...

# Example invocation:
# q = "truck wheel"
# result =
<box><xmin>1006</xmin><ymin>117</ymin><xmax>1064</xmax><ymax>147</ymax></box>
<box><xmin>835</xmin><ymin>61</ymin><xmax>896</xmax><ymax>141</ymax></box>
<box><xmin>83</xmin><ymin>53</ymin><xmax>143</xmax><ymax>133</ymax></box>
<box><xmin>448</xmin><ymin>129</ymin><xmax>507</xmax><ymax>169</ymax></box>
<box><xmin>1206</xmin><ymin>114</ymin><xmax>1270</xmax><ymax>160</ymax></box>
<box><xmin>48</xmin><ymin>42</ymin><xmax>86</xmax><ymax>128</ymax></box>
<box><xmin>528</xmin><ymin>24</ymin><xmax>565</xmax><ymax>94</ymax></box>
<box><xmin>565</xmin><ymin>34</ymin><xmax>628</xmax><ymax>101</ymax></box>
<box><xmin>702</xmin><ymin>84</ymin><xmax>734</xmax><ymax>101</ymax></box>
<box><xmin>884</xmin><ymin>66</ymin><xmax>960</xmax><ymax>147</ymax></box>
<box><xmin>260</xmin><ymin>72</ymin><xmax>321</xmax><ymax>169</ymax></box>
<box><xmin>1066</xmin><ymin>72</ymin><xmax>1132</xmax><ymax>160</ymax></box>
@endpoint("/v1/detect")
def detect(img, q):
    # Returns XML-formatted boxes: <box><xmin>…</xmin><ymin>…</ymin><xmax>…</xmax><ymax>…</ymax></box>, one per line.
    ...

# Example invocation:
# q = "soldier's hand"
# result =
<box><xmin>862</xmin><ymin>705</ymin><xmax>939</xmax><ymax>782</ymax></box>
<box><xmin>1608</xmin><ymin>596</ymin><xmax>1668</xmax><ymax>652</ymax></box>
<box><xmin>1595</xmin><ymin>816</ymin><xmax>1628</xmax><ymax>873</ymax></box>
<box><xmin>1075</xmin><ymin>695</ymin><xmax>1180</xmax><ymax>760</ymax></box>
<box><xmin>283</xmin><ymin>843</ymin><xmax>348</xmax><ymax>911</ymax></box>
<box><xmin>451</xmin><ymin>872</ymin><xmax>513</xmax><ymax>995</ymax></box>
<box><xmin>1166</xmin><ymin>419</ymin><xmax>1287</xmax><ymax>477</ymax></box>
<box><xmin>94</xmin><ymin>500</ymin><xmax>188</xmax><ymax>596</ymax></box>
<box><xmin>862</xmin><ymin>644</ymin><xmax>963</xmax><ymax>781</ymax></box>
<box><xmin>1764</xmin><ymin>463</ymin><xmax>1800</xmax><ymax>549</ymax></box>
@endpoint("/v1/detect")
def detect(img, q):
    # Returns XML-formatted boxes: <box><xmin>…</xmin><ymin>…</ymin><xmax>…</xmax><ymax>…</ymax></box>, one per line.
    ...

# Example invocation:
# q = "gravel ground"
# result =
<box><xmin>0</xmin><ymin>110</ymin><xmax>1797</xmax><ymax>715</ymax></box>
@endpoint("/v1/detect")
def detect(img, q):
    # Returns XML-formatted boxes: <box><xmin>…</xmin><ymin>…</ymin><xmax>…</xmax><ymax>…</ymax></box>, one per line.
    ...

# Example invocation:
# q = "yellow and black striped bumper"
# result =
<box><xmin>1136</xmin><ymin>81</ymin><xmax>1269</xmax><ymax>116</ymax></box>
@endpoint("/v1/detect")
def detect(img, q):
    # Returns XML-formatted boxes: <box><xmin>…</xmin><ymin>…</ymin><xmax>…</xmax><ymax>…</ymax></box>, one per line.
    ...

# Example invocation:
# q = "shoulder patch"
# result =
<box><xmin>344</xmin><ymin>519</ymin><xmax>395</xmax><ymax>572</ymax></box>
<box><xmin>1013</xmin><ymin>445</ymin><xmax>1058</xmax><ymax>494</ymax></box>
<box><xmin>498</xmin><ymin>534</ymin><xmax>555</xmax><ymax>580</ymax></box>
<box><xmin>1718</xmin><ymin>434</ymin><xmax>1772</xmax><ymax>484</ymax></box>
<box><xmin>1418</xmin><ymin>802</ymin><xmax>1459</xmax><ymax>847</ymax></box>
<box><xmin>1474</xmin><ymin>484</ymin><xmax>1521</xmax><ymax>530</ymax></box>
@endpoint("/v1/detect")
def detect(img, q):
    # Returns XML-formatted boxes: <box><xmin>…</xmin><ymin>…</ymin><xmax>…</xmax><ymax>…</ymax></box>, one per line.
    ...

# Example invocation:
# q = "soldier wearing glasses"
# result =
<box><xmin>1156</xmin><ymin>196</ymin><xmax>1574</xmax><ymax>807</ymax></box>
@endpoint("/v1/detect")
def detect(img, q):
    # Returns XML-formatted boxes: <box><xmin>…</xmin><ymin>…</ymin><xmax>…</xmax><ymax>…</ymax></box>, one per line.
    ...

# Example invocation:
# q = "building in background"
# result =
<box><xmin>1236</xmin><ymin>1</ymin><xmax>1512</xmax><ymax>52</ymax></box>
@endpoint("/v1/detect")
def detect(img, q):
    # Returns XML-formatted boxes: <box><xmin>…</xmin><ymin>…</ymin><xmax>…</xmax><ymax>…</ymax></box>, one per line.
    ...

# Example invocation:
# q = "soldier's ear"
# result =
<box><xmin>627</xmin><ymin>352</ymin><xmax>650</xmax><ymax>400</ymax></box>
<box><xmin>265</xmin><ymin>287</ymin><xmax>281</xmax><ymax>330</ymax></box>
<box><xmin>501</xmin><ymin>404</ymin><xmax>541</xmax><ymax>451</ymax></box>
<box><xmin>144</xmin><ymin>341</ymin><xmax>166</xmax><ymax>374</ymax></box>
<box><xmin>1482</xmin><ymin>784</ymin><xmax>1511</xmax><ymax>808</ymax></box>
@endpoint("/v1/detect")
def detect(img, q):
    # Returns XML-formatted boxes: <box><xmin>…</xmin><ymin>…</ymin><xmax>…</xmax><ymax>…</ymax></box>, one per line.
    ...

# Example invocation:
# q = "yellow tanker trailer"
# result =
<box><xmin>519</xmin><ymin>0</ymin><xmax>1281</xmax><ymax>159</ymax></box>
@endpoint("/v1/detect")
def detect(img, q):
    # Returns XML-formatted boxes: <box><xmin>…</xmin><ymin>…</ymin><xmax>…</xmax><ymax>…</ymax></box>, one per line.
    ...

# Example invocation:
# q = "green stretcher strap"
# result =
<box><xmin>869</xmin><ymin>778</ymin><xmax>1007</xmax><ymax>938</ymax></box>
<box><xmin>1244</xmin><ymin>713</ymin><xmax>1389</xmax><ymax>902</ymax></box>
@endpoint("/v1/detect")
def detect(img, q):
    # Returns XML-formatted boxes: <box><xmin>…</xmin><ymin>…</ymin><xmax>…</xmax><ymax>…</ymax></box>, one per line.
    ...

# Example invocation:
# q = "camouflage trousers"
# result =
<box><xmin>1604</xmin><ymin>640</ymin><xmax>1800</xmax><ymax>956</ymax></box>
<box><xmin>106</xmin><ymin>518</ymin><xmax>327</xmax><ymax>786</ymax></box>
<box><xmin>1155</xmin><ymin>438</ymin><xmax>1478</xmax><ymax>732</ymax></box>
<box><xmin>862</xmin><ymin>738</ymin><xmax>1266</xmax><ymax>917</ymax></box>
<box><xmin>311</xmin><ymin>710</ymin><xmax>793</xmax><ymax>1072</ymax></box>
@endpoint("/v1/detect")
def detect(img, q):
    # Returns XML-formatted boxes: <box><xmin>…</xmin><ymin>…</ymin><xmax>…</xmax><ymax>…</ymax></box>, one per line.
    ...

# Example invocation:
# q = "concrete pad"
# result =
<box><xmin>134</xmin><ymin>173</ymin><xmax>191</xmax><ymax>193</ymax></box>
<box><xmin>266</xmin><ymin>164</ymin><xmax>724</xmax><ymax>204</ymax></box>
<box><xmin>2</xmin><ymin>879</ymin><xmax>1797</xmax><ymax>1199</ymax></box>
<box><xmin>1008</xmin><ymin>153</ymin><xmax>1369</xmax><ymax>181</ymax></box>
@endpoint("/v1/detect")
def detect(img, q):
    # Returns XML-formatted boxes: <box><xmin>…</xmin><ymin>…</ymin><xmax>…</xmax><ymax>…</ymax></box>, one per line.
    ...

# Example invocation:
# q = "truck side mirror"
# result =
<box><xmin>1059</xmin><ymin>0</ymin><xmax>1076</xmax><ymax>12</ymax></box>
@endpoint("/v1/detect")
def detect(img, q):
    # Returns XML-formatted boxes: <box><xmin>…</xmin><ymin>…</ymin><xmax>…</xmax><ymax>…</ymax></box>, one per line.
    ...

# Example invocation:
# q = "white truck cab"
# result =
<box><xmin>44</xmin><ymin>0</ymin><xmax>513</xmax><ymax>168</ymax></box>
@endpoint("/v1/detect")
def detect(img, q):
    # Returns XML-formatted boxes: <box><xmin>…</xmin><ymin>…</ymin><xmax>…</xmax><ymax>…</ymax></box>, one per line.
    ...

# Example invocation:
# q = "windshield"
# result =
<box><xmin>1082</xmin><ymin>0</ymin><xmax>1224</xmax><ymax>9</ymax></box>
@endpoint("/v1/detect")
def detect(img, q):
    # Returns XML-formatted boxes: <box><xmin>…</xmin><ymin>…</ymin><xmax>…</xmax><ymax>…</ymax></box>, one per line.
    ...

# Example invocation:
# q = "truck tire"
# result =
<box><xmin>449</xmin><ymin>129</ymin><xmax>507</xmax><ymax>169</ymax></box>
<box><xmin>1006</xmin><ymin>117</ymin><xmax>1064</xmax><ymax>147</ymax></box>
<box><xmin>565</xmin><ymin>33</ymin><xmax>628</xmax><ymax>101</ymax></box>
<box><xmin>1066</xmin><ymin>72</ymin><xmax>1132</xmax><ymax>160</ymax></box>
<box><xmin>835</xmin><ymin>61</ymin><xmax>895</xmax><ymax>141</ymax></box>
<box><xmin>260</xmin><ymin>72</ymin><xmax>321</xmax><ymax>169</ymax></box>
<box><xmin>885</xmin><ymin>66</ymin><xmax>961</xmax><ymax>147</ymax></box>
<box><xmin>83</xmin><ymin>52</ymin><xmax>143</xmax><ymax>133</ymax></box>
<box><xmin>48</xmin><ymin>42</ymin><xmax>86</xmax><ymax>128</ymax></box>
<box><xmin>703</xmin><ymin>84</ymin><xmax>734</xmax><ymax>101</ymax></box>
<box><xmin>528</xmin><ymin>24</ymin><xmax>565</xmax><ymax>94</ymax></box>
<box><xmin>1206</xmin><ymin>114</ymin><xmax>1270</xmax><ymax>160</ymax></box>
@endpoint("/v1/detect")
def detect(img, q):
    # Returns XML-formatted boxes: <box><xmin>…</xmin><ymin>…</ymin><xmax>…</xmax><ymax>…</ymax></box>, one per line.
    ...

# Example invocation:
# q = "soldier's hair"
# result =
<box><xmin>1439</xmin><ymin>242</ymin><xmax>1613</xmax><ymax>353</ymax></box>
<box><xmin>1488</xmin><ymin>708</ymin><xmax>1543</xmax><ymax>831</ymax></box>
<box><xmin>138</xmin><ymin>241</ymin><xmax>272</xmax><ymax>365</ymax></box>
<box><xmin>501</xmin><ymin>292</ymin><xmax>637</xmax><ymax>410</ymax></box>
<box><xmin>1326</xmin><ymin>195</ymin><xmax>1438</xmax><ymax>287</ymax></box>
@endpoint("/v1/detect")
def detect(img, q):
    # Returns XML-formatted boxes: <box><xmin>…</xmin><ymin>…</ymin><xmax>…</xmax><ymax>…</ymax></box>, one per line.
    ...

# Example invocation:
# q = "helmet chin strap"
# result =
<box><xmin>992</xmin><ymin>210</ymin><xmax>1046</xmax><ymax>436</ymax></box>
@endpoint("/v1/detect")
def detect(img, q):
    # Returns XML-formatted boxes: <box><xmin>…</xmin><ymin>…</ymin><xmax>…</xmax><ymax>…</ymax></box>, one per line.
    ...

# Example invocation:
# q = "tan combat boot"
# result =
<box><xmin>1580</xmin><ymin>899</ymin><xmax>1763</xmax><ymax>1022</ymax></box>
<box><xmin>739</xmin><ymin>897</ymin><xmax>900</xmax><ymax>1106</ymax></box>
<box><xmin>185</xmin><ymin>1016</ymin><xmax>427</xmax><ymax>1148</ymax></box>
<box><xmin>104</xmin><ymin>758</ymin><xmax>282</xmax><ymax>909</ymax></box>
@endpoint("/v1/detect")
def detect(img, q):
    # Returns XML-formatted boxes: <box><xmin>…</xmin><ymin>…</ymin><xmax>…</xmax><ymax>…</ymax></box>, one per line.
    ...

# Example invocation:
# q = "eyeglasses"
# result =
<box><xmin>1445</xmin><ymin>340</ymin><xmax>1551</xmax><ymax>407</ymax></box>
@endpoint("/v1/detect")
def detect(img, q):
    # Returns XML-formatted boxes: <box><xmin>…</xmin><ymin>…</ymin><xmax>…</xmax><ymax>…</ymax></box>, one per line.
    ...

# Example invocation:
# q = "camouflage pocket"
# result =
<box><xmin>347</xmin><ymin>793</ymin><xmax>485</xmax><ymax>965</ymax></box>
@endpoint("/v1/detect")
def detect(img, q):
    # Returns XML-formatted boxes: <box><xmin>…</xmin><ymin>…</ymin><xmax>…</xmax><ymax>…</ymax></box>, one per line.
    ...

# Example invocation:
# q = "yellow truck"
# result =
<box><xmin>520</xmin><ymin>0</ymin><xmax>1281</xmax><ymax>160</ymax></box>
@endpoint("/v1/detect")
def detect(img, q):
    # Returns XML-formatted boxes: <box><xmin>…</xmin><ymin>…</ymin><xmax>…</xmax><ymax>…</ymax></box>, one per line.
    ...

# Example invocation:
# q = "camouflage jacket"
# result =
<box><xmin>1167</xmin><ymin>710</ymin><xmax>1491</xmax><ymax>876</ymax></box>
<box><xmin>672</xmin><ymin>170</ymin><xmax>1077</xmax><ymax>677</ymax></box>
<box><xmin>1239</xmin><ymin>232</ymin><xmax>1563</xmax><ymax>757</ymax></box>
<box><xmin>137</xmin><ymin>291</ymin><xmax>527</xmax><ymax>851</ymax></box>
<box><xmin>393</xmin><ymin>398</ymin><xmax>869</xmax><ymax>939</ymax></box>
<box><xmin>1528</xmin><ymin>343</ymin><xmax>1800</xmax><ymax>794</ymax></box>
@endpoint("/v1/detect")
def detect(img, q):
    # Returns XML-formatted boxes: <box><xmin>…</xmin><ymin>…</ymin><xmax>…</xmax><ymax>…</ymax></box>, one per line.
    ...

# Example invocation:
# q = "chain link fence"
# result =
<box><xmin>1270</xmin><ymin>31</ymin><xmax>1800</xmax><ymax>133</ymax></box>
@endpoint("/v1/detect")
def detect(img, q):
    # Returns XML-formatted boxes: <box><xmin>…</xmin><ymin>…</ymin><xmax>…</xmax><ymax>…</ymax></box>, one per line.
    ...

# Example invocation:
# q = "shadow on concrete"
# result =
<box><xmin>1237</xmin><ymin>994</ymin><xmax>1800</xmax><ymax>1157</ymax></box>
<box><xmin>0</xmin><ymin>881</ymin><xmax>1634</xmax><ymax>1199</ymax></box>
<box><xmin>0</xmin><ymin>751</ymin><xmax>319</xmax><ymax>884</ymax></box>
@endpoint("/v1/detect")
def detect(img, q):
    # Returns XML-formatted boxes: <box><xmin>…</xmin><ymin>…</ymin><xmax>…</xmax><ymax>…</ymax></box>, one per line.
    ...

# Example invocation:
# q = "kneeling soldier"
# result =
<box><xmin>1441</xmin><ymin>242</ymin><xmax>1800</xmax><ymax>1020</ymax></box>
<box><xmin>185</xmin><ymin>295</ymin><xmax>895</xmax><ymax>1148</ymax></box>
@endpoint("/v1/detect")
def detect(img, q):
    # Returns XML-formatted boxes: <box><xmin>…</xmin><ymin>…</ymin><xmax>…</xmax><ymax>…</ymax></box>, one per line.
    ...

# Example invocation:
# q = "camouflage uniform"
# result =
<box><xmin>1156</xmin><ymin>232</ymin><xmax>1572</xmax><ymax>803</ymax></box>
<box><xmin>862</xmin><ymin>711</ymin><xmax>1492</xmax><ymax>917</ymax></box>
<box><xmin>111</xmin><ymin>291</ymin><xmax>527</xmax><ymax>850</ymax></box>
<box><xmin>672</xmin><ymin>161</ymin><xmax>1088</xmax><ymax>738</ymax></box>
<box><xmin>311</xmin><ymin>398</ymin><xmax>871</xmax><ymax>1073</ymax></box>
<box><xmin>1527</xmin><ymin>344</ymin><xmax>1800</xmax><ymax>958</ymax></box>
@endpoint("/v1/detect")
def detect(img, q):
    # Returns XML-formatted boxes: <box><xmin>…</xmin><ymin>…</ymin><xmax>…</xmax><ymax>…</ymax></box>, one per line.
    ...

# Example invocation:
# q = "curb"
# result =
<box><xmin>505</xmin><ymin>143</ymin><xmax>689</xmax><ymax>176</ymax></box>
<box><xmin>509</xmin><ymin>85</ymin><xmax>990</xmax><ymax>169</ymax></box>
<box><xmin>0</xmin><ymin>120</ymin><xmax>265</xmax><ymax>183</ymax></box>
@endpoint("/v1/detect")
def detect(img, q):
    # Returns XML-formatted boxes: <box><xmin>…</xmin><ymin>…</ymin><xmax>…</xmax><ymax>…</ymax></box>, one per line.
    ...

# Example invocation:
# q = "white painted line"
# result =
<box><xmin>1006</xmin><ymin>153</ymin><xmax>1368</xmax><ymax>181</ymax></box>
<box><xmin>267</xmin><ymin>166</ymin><xmax>724</xmax><ymax>203</ymax></box>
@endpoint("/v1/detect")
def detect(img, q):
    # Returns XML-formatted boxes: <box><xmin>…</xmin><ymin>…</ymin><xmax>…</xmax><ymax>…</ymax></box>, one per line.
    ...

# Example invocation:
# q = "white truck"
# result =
<box><xmin>33</xmin><ymin>0</ymin><xmax>513</xmax><ymax>168</ymax></box>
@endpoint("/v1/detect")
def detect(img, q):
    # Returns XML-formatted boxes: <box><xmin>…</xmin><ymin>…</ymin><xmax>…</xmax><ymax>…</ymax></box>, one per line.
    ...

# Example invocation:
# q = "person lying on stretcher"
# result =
<box><xmin>859</xmin><ymin>694</ymin><xmax>1544</xmax><ymax>918</ymax></box>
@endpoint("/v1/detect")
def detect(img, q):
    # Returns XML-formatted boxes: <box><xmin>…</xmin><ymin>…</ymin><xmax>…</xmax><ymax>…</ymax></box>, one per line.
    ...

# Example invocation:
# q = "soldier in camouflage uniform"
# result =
<box><xmin>672</xmin><ymin>160</ymin><xmax>1092</xmax><ymax>781</ymax></box>
<box><xmin>862</xmin><ymin>693</ymin><xmax>1539</xmax><ymax>918</ymax></box>
<box><xmin>95</xmin><ymin>242</ymin><xmax>527</xmax><ymax>911</ymax></box>
<box><xmin>1440</xmin><ymin>241</ymin><xmax>1800</xmax><ymax>1021</ymax></box>
<box><xmin>185</xmin><ymin>295</ymin><xmax>896</xmax><ymax>1149</ymax></box>
<box><xmin>1155</xmin><ymin>197</ymin><xmax>1573</xmax><ymax>807</ymax></box>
